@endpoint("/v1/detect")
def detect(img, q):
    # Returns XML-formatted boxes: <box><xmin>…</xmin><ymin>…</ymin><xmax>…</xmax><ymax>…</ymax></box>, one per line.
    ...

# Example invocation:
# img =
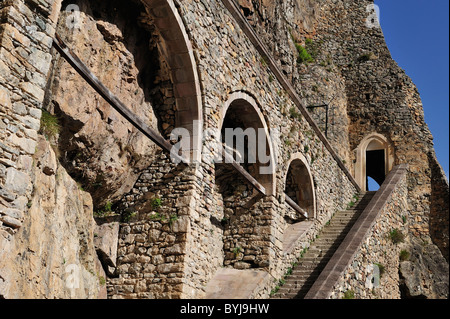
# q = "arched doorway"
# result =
<box><xmin>284</xmin><ymin>153</ymin><xmax>316</xmax><ymax>222</ymax></box>
<box><xmin>219</xmin><ymin>92</ymin><xmax>276</xmax><ymax>195</ymax></box>
<box><xmin>355</xmin><ymin>133</ymin><xmax>395</xmax><ymax>191</ymax></box>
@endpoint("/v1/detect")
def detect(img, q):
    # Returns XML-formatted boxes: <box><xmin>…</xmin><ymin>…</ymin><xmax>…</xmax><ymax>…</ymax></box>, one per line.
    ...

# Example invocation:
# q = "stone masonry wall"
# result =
<box><xmin>0</xmin><ymin>0</ymin><xmax>59</xmax><ymax>236</ymax></box>
<box><xmin>2</xmin><ymin>0</ymin><xmax>446</xmax><ymax>300</ymax></box>
<box><xmin>236</xmin><ymin>0</ymin><xmax>449</xmax><ymax>263</ymax></box>
<box><xmin>107</xmin><ymin>152</ymin><xmax>196</xmax><ymax>299</ymax></box>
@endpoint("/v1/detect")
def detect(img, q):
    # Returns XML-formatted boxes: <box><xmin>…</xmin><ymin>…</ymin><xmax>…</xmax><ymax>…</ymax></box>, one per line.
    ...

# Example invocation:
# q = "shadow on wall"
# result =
<box><xmin>428</xmin><ymin>152</ymin><xmax>449</xmax><ymax>262</ymax></box>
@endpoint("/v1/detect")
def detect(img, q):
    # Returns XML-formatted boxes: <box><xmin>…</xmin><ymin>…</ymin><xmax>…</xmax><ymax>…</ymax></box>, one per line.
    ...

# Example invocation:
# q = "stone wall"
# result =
<box><xmin>306</xmin><ymin>164</ymin><xmax>448</xmax><ymax>299</ymax></box>
<box><xmin>107</xmin><ymin>152</ymin><xmax>196</xmax><ymax>299</ymax></box>
<box><xmin>0</xmin><ymin>0</ymin><xmax>59</xmax><ymax>236</ymax></box>
<box><xmin>169</xmin><ymin>0</ymin><xmax>358</xmax><ymax>299</ymax></box>
<box><xmin>236</xmin><ymin>0</ymin><xmax>449</xmax><ymax>283</ymax></box>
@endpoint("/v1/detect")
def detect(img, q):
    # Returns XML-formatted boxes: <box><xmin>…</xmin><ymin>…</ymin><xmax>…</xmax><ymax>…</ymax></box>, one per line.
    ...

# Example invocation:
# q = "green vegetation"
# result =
<box><xmin>290</xmin><ymin>33</ymin><xmax>318</xmax><ymax>65</ymax></box>
<box><xmin>232</xmin><ymin>246</ymin><xmax>242</xmax><ymax>257</ymax></box>
<box><xmin>289</xmin><ymin>106</ymin><xmax>302</xmax><ymax>120</ymax></box>
<box><xmin>295</xmin><ymin>42</ymin><xmax>314</xmax><ymax>64</ymax></box>
<box><xmin>122</xmin><ymin>210</ymin><xmax>138</xmax><ymax>223</ymax></box>
<box><xmin>389</xmin><ymin>228</ymin><xmax>405</xmax><ymax>244</ymax></box>
<box><xmin>400</xmin><ymin>250</ymin><xmax>410</xmax><ymax>261</ymax></box>
<box><xmin>169</xmin><ymin>214</ymin><xmax>179</xmax><ymax>226</ymax></box>
<box><xmin>260</xmin><ymin>56</ymin><xmax>268</xmax><ymax>67</ymax></box>
<box><xmin>39</xmin><ymin>109</ymin><xmax>60</xmax><ymax>140</ymax></box>
<box><xmin>374</xmin><ymin>263</ymin><xmax>385</xmax><ymax>278</ymax></box>
<box><xmin>94</xmin><ymin>201</ymin><xmax>115</xmax><ymax>218</ymax></box>
<box><xmin>402</xmin><ymin>215</ymin><xmax>407</xmax><ymax>224</ymax></box>
<box><xmin>151</xmin><ymin>197</ymin><xmax>162</xmax><ymax>210</ymax></box>
<box><xmin>343</xmin><ymin>290</ymin><xmax>355</xmax><ymax>299</ymax></box>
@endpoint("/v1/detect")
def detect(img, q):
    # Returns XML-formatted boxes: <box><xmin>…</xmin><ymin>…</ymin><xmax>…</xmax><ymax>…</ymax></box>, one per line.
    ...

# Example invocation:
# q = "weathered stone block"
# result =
<box><xmin>0</xmin><ymin>87</ymin><xmax>12</xmax><ymax>110</ymax></box>
<box><xmin>5</xmin><ymin>167</ymin><xmax>31</xmax><ymax>196</ymax></box>
<box><xmin>0</xmin><ymin>215</ymin><xmax>22</xmax><ymax>229</ymax></box>
<box><xmin>19</xmin><ymin>82</ymin><xmax>45</xmax><ymax>102</ymax></box>
<box><xmin>94</xmin><ymin>221</ymin><xmax>119</xmax><ymax>269</ymax></box>
<box><xmin>0</xmin><ymin>207</ymin><xmax>24</xmax><ymax>220</ymax></box>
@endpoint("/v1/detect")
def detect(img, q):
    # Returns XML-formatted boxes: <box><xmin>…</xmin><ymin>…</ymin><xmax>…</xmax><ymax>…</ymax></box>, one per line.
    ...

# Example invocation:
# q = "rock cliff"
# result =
<box><xmin>0</xmin><ymin>136</ymin><xmax>105</xmax><ymax>298</ymax></box>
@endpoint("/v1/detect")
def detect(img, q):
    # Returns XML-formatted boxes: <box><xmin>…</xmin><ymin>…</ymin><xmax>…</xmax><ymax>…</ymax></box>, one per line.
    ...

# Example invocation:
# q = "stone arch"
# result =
<box><xmin>354</xmin><ymin>133</ymin><xmax>395</xmax><ymax>191</ymax></box>
<box><xmin>214</xmin><ymin>91</ymin><xmax>276</xmax><ymax>269</ymax></box>
<box><xmin>48</xmin><ymin>0</ymin><xmax>203</xmax><ymax>205</ymax></box>
<box><xmin>219</xmin><ymin>91</ymin><xmax>276</xmax><ymax>196</ymax></box>
<box><xmin>284</xmin><ymin>153</ymin><xmax>316</xmax><ymax>220</ymax></box>
<box><xmin>141</xmin><ymin>0</ymin><xmax>203</xmax><ymax>162</ymax></box>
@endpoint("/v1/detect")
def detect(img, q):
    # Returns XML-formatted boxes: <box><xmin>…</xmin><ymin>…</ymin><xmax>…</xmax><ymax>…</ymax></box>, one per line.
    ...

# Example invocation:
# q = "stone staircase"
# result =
<box><xmin>272</xmin><ymin>192</ymin><xmax>376</xmax><ymax>299</ymax></box>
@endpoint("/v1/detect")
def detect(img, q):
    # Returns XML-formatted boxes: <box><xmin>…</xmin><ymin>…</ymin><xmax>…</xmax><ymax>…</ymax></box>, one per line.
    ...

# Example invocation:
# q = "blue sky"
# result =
<box><xmin>374</xmin><ymin>0</ymin><xmax>449</xmax><ymax>179</ymax></box>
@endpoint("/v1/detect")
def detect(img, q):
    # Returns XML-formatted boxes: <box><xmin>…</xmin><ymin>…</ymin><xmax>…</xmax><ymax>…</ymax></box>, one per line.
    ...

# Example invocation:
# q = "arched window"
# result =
<box><xmin>355</xmin><ymin>133</ymin><xmax>395</xmax><ymax>191</ymax></box>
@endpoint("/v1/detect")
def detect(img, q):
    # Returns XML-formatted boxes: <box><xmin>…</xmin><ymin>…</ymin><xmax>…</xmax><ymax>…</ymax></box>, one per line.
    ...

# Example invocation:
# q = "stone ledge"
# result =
<box><xmin>205</xmin><ymin>268</ymin><xmax>269</xmax><ymax>299</ymax></box>
<box><xmin>282</xmin><ymin>220</ymin><xmax>314</xmax><ymax>256</ymax></box>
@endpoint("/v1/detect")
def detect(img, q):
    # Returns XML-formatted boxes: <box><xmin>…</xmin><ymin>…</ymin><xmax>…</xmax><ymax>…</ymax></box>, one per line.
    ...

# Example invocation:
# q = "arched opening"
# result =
<box><xmin>285</xmin><ymin>157</ymin><xmax>316</xmax><ymax>222</ymax></box>
<box><xmin>355</xmin><ymin>133</ymin><xmax>395</xmax><ymax>192</ymax></box>
<box><xmin>282</xmin><ymin>153</ymin><xmax>316</xmax><ymax>253</ymax></box>
<box><xmin>366</xmin><ymin>139</ymin><xmax>385</xmax><ymax>188</ymax></box>
<box><xmin>141</xmin><ymin>0</ymin><xmax>202</xmax><ymax>162</ymax></box>
<box><xmin>215</xmin><ymin>92</ymin><xmax>275</xmax><ymax>270</ymax></box>
<box><xmin>47</xmin><ymin>0</ymin><xmax>202</xmax><ymax>206</ymax></box>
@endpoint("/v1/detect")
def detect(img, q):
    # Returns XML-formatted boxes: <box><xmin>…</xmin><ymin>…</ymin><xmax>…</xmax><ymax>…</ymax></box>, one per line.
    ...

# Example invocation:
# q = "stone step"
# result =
<box><xmin>304</xmin><ymin>249</ymin><xmax>336</xmax><ymax>259</ymax></box>
<box><xmin>317</xmin><ymin>235</ymin><xmax>344</xmax><ymax>241</ymax></box>
<box><xmin>275</xmin><ymin>282</ymin><xmax>314</xmax><ymax>296</ymax></box>
<box><xmin>298</xmin><ymin>256</ymin><xmax>331</xmax><ymax>265</ymax></box>
<box><xmin>309</xmin><ymin>243</ymin><xmax>342</xmax><ymax>250</ymax></box>
<box><xmin>318</xmin><ymin>232</ymin><xmax>347</xmax><ymax>238</ymax></box>
<box><xmin>274</xmin><ymin>284</ymin><xmax>315</xmax><ymax>299</ymax></box>
<box><xmin>328</xmin><ymin>216</ymin><xmax>359</xmax><ymax>222</ymax></box>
